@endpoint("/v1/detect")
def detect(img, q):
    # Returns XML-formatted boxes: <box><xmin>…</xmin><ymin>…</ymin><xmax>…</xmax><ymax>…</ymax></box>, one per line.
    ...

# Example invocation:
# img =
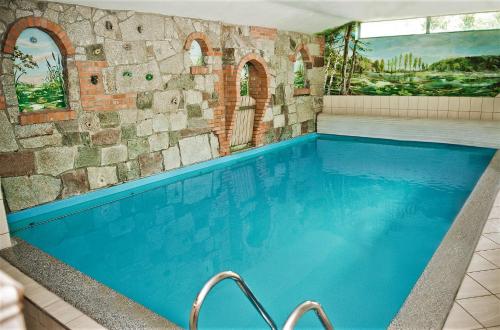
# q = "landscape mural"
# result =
<box><xmin>14</xmin><ymin>28</ymin><xmax>67</xmax><ymax>112</ymax></box>
<box><xmin>321</xmin><ymin>23</ymin><xmax>500</xmax><ymax>96</ymax></box>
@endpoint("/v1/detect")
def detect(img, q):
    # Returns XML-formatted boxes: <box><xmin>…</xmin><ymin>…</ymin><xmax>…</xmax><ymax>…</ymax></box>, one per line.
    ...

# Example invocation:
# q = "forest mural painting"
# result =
<box><xmin>321</xmin><ymin>23</ymin><xmax>500</xmax><ymax>96</ymax></box>
<box><xmin>14</xmin><ymin>28</ymin><xmax>67</xmax><ymax>112</ymax></box>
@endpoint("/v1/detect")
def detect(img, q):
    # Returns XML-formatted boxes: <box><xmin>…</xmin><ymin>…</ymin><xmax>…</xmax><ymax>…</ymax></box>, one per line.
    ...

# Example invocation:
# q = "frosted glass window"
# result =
<box><xmin>360</xmin><ymin>18</ymin><xmax>426</xmax><ymax>38</ymax></box>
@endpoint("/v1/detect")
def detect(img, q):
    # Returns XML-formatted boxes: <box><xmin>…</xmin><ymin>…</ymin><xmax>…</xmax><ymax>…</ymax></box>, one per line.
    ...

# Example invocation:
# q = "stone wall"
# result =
<box><xmin>0</xmin><ymin>0</ymin><xmax>324</xmax><ymax>212</ymax></box>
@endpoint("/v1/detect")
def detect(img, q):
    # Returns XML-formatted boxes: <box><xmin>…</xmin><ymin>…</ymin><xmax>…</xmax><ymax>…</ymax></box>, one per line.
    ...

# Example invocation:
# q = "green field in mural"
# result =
<box><xmin>322</xmin><ymin>25</ymin><xmax>500</xmax><ymax>96</ymax></box>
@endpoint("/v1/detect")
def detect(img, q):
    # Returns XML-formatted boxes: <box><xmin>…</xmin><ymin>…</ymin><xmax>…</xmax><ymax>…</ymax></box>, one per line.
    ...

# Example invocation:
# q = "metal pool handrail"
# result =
<box><xmin>283</xmin><ymin>301</ymin><xmax>334</xmax><ymax>330</ymax></box>
<box><xmin>189</xmin><ymin>271</ymin><xmax>277</xmax><ymax>330</ymax></box>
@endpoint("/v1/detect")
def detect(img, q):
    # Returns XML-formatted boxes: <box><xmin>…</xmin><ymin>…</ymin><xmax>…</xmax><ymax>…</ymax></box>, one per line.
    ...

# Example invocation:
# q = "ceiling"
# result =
<box><xmin>52</xmin><ymin>0</ymin><xmax>500</xmax><ymax>33</ymax></box>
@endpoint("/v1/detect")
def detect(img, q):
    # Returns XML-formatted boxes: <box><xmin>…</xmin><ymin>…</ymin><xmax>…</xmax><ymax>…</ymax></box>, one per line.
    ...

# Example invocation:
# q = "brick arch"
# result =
<box><xmin>225</xmin><ymin>53</ymin><xmax>271</xmax><ymax>148</ymax></box>
<box><xmin>183</xmin><ymin>32</ymin><xmax>214</xmax><ymax>56</ymax></box>
<box><xmin>3</xmin><ymin>17</ymin><xmax>75</xmax><ymax>56</ymax></box>
<box><xmin>289</xmin><ymin>43</ymin><xmax>312</xmax><ymax>63</ymax></box>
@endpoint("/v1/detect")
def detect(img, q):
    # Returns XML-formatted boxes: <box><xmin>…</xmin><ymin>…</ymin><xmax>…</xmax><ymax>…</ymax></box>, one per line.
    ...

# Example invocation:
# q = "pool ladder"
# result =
<box><xmin>189</xmin><ymin>271</ymin><xmax>334</xmax><ymax>330</ymax></box>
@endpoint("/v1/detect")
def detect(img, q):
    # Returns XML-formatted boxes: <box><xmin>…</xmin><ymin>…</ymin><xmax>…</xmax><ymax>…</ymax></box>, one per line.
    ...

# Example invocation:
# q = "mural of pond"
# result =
<box><xmin>14</xmin><ymin>28</ymin><xmax>67</xmax><ymax>112</ymax></box>
<box><xmin>323</xmin><ymin>25</ymin><xmax>500</xmax><ymax>96</ymax></box>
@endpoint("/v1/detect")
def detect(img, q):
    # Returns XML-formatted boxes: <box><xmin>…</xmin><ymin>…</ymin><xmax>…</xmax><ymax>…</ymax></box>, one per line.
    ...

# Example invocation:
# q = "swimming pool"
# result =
<box><xmin>9</xmin><ymin>134</ymin><xmax>495</xmax><ymax>329</ymax></box>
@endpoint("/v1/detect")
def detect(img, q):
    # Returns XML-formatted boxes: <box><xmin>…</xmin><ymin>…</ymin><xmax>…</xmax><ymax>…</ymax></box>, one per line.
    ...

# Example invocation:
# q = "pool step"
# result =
<box><xmin>189</xmin><ymin>270</ymin><xmax>334</xmax><ymax>330</ymax></box>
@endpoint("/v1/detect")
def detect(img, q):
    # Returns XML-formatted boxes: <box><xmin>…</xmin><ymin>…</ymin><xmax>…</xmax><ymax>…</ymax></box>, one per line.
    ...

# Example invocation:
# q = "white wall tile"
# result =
<box><xmin>372</xmin><ymin>96</ymin><xmax>381</xmax><ymax>109</ymax></box>
<box><xmin>448</xmin><ymin>97</ymin><xmax>460</xmax><ymax>111</ymax></box>
<box><xmin>470</xmin><ymin>98</ymin><xmax>482</xmax><ymax>112</ymax></box>
<box><xmin>417</xmin><ymin>96</ymin><xmax>428</xmax><ymax>110</ymax></box>
<box><xmin>481</xmin><ymin>112</ymin><xmax>493</xmax><ymax>121</ymax></box>
<box><xmin>398</xmin><ymin>96</ymin><xmax>409</xmax><ymax>110</ymax></box>
<box><xmin>390</xmin><ymin>96</ymin><xmax>399</xmax><ymax>109</ymax></box>
<box><xmin>438</xmin><ymin>97</ymin><xmax>449</xmax><ymax>111</ymax></box>
<box><xmin>380</xmin><ymin>96</ymin><xmax>390</xmax><ymax>109</ymax></box>
<box><xmin>459</xmin><ymin>97</ymin><xmax>471</xmax><ymax>112</ymax></box>
<box><xmin>494</xmin><ymin>97</ymin><xmax>500</xmax><ymax>113</ymax></box>
<box><xmin>408</xmin><ymin>97</ymin><xmax>419</xmax><ymax>110</ymax></box>
<box><xmin>346</xmin><ymin>96</ymin><xmax>355</xmax><ymax>108</ymax></box>
<box><xmin>482</xmin><ymin>98</ymin><xmax>494</xmax><ymax>112</ymax></box>
<box><xmin>428</xmin><ymin>97</ymin><xmax>438</xmax><ymax>110</ymax></box>
<box><xmin>355</xmin><ymin>96</ymin><xmax>364</xmax><ymax>109</ymax></box>
<box><xmin>363</xmin><ymin>96</ymin><xmax>372</xmax><ymax>109</ymax></box>
<box><xmin>338</xmin><ymin>96</ymin><xmax>347</xmax><ymax>108</ymax></box>
<box><xmin>470</xmin><ymin>112</ymin><xmax>481</xmax><ymax>120</ymax></box>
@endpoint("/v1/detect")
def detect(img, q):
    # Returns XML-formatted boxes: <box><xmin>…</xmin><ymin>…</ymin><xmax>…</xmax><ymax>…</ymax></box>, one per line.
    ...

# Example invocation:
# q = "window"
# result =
<box><xmin>189</xmin><ymin>40</ymin><xmax>204</xmax><ymax>66</ymax></box>
<box><xmin>14</xmin><ymin>28</ymin><xmax>67</xmax><ymax>112</ymax></box>
<box><xmin>293</xmin><ymin>52</ymin><xmax>306</xmax><ymax>88</ymax></box>
<box><xmin>240</xmin><ymin>63</ymin><xmax>249</xmax><ymax>96</ymax></box>
<box><xmin>430</xmin><ymin>12</ymin><xmax>500</xmax><ymax>33</ymax></box>
<box><xmin>360</xmin><ymin>18</ymin><xmax>427</xmax><ymax>38</ymax></box>
<box><xmin>360</xmin><ymin>11</ymin><xmax>500</xmax><ymax>39</ymax></box>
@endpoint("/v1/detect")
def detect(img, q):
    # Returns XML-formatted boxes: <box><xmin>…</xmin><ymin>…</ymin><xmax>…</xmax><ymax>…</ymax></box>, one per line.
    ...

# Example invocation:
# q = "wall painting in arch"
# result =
<box><xmin>321</xmin><ymin>22</ymin><xmax>500</xmax><ymax>97</ymax></box>
<box><xmin>14</xmin><ymin>28</ymin><xmax>67</xmax><ymax>112</ymax></box>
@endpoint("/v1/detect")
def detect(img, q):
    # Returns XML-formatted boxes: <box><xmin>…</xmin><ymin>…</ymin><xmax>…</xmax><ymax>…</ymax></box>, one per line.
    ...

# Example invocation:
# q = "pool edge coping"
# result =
<box><xmin>389</xmin><ymin>149</ymin><xmax>500</xmax><ymax>330</ymax></box>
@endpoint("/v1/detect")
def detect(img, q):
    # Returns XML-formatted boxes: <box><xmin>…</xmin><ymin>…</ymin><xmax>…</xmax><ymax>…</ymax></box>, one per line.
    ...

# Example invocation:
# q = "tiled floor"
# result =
<box><xmin>443</xmin><ymin>192</ymin><xmax>500</xmax><ymax>330</ymax></box>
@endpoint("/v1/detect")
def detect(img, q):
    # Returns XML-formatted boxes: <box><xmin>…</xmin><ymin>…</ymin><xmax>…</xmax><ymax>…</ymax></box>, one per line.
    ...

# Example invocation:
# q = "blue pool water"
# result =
<box><xmin>13</xmin><ymin>134</ymin><xmax>495</xmax><ymax>329</ymax></box>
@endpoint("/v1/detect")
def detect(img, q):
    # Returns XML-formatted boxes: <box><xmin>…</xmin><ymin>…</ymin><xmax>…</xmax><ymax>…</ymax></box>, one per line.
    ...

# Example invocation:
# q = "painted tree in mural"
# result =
<box><xmin>320</xmin><ymin>21</ymin><xmax>369</xmax><ymax>95</ymax></box>
<box><xmin>13</xmin><ymin>46</ymin><xmax>38</xmax><ymax>85</ymax></box>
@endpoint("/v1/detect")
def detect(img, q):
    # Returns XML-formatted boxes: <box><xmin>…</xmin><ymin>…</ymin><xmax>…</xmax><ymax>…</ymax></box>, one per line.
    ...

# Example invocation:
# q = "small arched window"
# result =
<box><xmin>14</xmin><ymin>28</ymin><xmax>67</xmax><ymax>112</ymax></box>
<box><xmin>293</xmin><ymin>52</ymin><xmax>306</xmax><ymax>89</ymax></box>
<box><xmin>240</xmin><ymin>63</ymin><xmax>250</xmax><ymax>96</ymax></box>
<box><xmin>189</xmin><ymin>40</ymin><xmax>204</xmax><ymax>66</ymax></box>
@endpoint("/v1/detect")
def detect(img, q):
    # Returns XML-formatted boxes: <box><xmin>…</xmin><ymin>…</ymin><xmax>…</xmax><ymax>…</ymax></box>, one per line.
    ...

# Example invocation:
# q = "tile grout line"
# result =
<box><xmin>462</xmin><ymin>274</ymin><xmax>499</xmax><ymax>299</ymax></box>
<box><xmin>456</xmin><ymin>299</ymin><xmax>488</xmax><ymax>329</ymax></box>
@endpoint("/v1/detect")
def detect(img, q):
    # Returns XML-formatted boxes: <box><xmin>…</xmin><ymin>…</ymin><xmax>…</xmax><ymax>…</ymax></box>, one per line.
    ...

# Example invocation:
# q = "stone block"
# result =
<box><xmin>19</xmin><ymin>134</ymin><xmax>62</xmax><ymax>149</ymax></box>
<box><xmin>104</xmin><ymin>40</ymin><xmax>147</xmax><ymax>65</ymax></box>
<box><xmin>128</xmin><ymin>138</ymin><xmax>149</xmax><ymax>159</ymax></box>
<box><xmin>137</xmin><ymin>91</ymin><xmax>153</xmax><ymax>109</ymax></box>
<box><xmin>169</xmin><ymin>131</ymin><xmax>180</xmax><ymax>147</ymax></box>
<box><xmin>185</xmin><ymin>90</ymin><xmax>203</xmax><ymax>105</ymax></box>
<box><xmin>0</xmin><ymin>152</ymin><xmax>35</xmax><ymax>177</ymax></box>
<box><xmin>209</xmin><ymin>133</ymin><xmax>220</xmax><ymax>158</ymax></box>
<box><xmin>169</xmin><ymin>111</ymin><xmax>188</xmax><ymax>131</ymax></box>
<box><xmin>101</xmin><ymin>145</ymin><xmax>128</xmax><ymax>165</ymax></box>
<box><xmin>138</xmin><ymin>152</ymin><xmax>163</xmax><ymax>177</ymax></box>
<box><xmin>0</xmin><ymin>112</ymin><xmax>18</xmax><ymax>152</ymax></box>
<box><xmin>98</xmin><ymin>112</ymin><xmax>120</xmax><ymax>128</ymax></box>
<box><xmin>153</xmin><ymin>90</ymin><xmax>182</xmax><ymax>112</ymax></box>
<box><xmin>179</xmin><ymin>134</ymin><xmax>212</xmax><ymax>165</ymax></box>
<box><xmin>94</xmin><ymin>15</ymin><xmax>121</xmax><ymax>40</ymax></box>
<box><xmin>113</xmin><ymin>61</ymin><xmax>162</xmax><ymax>93</ymax></box>
<box><xmin>121</xmin><ymin>124</ymin><xmax>137</xmax><ymax>140</ymax></box>
<box><xmin>91</xmin><ymin>128</ymin><xmax>121</xmax><ymax>146</ymax></box>
<box><xmin>187</xmin><ymin>104</ymin><xmax>202</xmax><ymax>118</ymax></box>
<box><xmin>2</xmin><ymin>175</ymin><xmax>61</xmax><ymax>211</ymax></box>
<box><xmin>75</xmin><ymin>146</ymin><xmax>100</xmax><ymax>168</ymax></box>
<box><xmin>159</xmin><ymin>53</ymin><xmax>187</xmax><ymax>74</ymax></box>
<box><xmin>273</xmin><ymin>114</ymin><xmax>285</xmax><ymax>128</ymax></box>
<box><xmin>136</xmin><ymin>119</ymin><xmax>153</xmax><ymax>137</ymax></box>
<box><xmin>119</xmin><ymin>14</ymin><xmax>165</xmax><ymax>41</ymax></box>
<box><xmin>85</xmin><ymin>44</ymin><xmax>106</xmax><ymax>61</ymax></box>
<box><xmin>61</xmin><ymin>169</ymin><xmax>89</xmax><ymax>198</ymax></box>
<box><xmin>165</xmin><ymin>74</ymin><xmax>195</xmax><ymax>90</ymax></box>
<box><xmin>117</xmin><ymin>160</ymin><xmax>140</xmax><ymax>181</ymax></box>
<box><xmin>65</xmin><ymin>20</ymin><xmax>95</xmax><ymax>46</ymax></box>
<box><xmin>14</xmin><ymin>123</ymin><xmax>53</xmax><ymax>138</ymax></box>
<box><xmin>87</xmin><ymin>166</ymin><xmax>118</xmax><ymax>190</ymax></box>
<box><xmin>35</xmin><ymin>147</ymin><xmax>76</xmax><ymax>176</ymax></box>
<box><xmin>151</xmin><ymin>41</ymin><xmax>176</xmax><ymax>61</ymax></box>
<box><xmin>152</xmin><ymin>113</ymin><xmax>169</xmax><ymax>132</ymax></box>
<box><xmin>162</xmin><ymin>145</ymin><xmax>181</xmax><ymax>170</ymax></box>
<box><xmin>148</xmin><ymin>132</ymin><xmax>169</xmax><ymax>152</ymax></box>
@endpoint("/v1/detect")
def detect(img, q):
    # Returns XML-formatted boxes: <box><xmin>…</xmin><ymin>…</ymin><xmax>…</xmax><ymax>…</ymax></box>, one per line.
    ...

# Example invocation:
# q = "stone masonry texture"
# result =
<box><xmin>0</xmin><ymin>0</ymin><xmax>324</xmax><ymax>211</ymax></box>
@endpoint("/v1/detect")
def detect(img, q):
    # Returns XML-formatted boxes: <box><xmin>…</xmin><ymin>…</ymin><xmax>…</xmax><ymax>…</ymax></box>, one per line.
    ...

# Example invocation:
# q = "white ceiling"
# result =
<box><xmin>53</xmin><ymin>0</ymin><xmax>500</xmax><ymax>33</ymax></box>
